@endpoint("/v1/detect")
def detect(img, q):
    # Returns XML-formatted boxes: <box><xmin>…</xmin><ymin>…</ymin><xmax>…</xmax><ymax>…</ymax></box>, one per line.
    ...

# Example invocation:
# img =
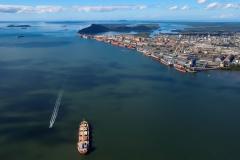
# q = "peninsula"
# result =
<box><xmin>79</xmin><ymin>25</ymin><xmax>240</xmax><ymax>73</ymax></box>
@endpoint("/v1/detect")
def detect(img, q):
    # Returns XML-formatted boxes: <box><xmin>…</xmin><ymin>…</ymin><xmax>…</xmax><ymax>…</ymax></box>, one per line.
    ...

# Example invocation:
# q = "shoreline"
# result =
<box><xmin>79</xmin><ymin>33</ymin><xmax>240</xmax><ymax>73</ymax></box>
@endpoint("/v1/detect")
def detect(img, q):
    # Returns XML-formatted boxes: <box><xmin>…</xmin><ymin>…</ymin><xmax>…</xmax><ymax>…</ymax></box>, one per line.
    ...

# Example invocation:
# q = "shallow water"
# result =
<box><xmin>0</xmin><ymin>22</ymin><xmax>240</xmax><ymax>160</ymax></box>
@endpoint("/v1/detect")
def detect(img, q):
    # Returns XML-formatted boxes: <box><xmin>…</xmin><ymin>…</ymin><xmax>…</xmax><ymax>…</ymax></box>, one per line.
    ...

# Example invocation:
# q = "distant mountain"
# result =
<box><xmin>78</xmin><ymin>24</ymin><xmax>159</xmax><ymax>34</ymax></box>
<box><xmin>78</xmin><ymin>24</ymin><xmax>110</xmax><ymax>34</ymax></box>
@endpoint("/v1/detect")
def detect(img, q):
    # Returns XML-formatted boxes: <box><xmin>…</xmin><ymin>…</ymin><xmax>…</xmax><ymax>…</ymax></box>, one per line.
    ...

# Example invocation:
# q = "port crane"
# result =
<box><xmin>173</xmin><ymin>35</ymin><xmax>183</xmax><ymax>56</ymax></box>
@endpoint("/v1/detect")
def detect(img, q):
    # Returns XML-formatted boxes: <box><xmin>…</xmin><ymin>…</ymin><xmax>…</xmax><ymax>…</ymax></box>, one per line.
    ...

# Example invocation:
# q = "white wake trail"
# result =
<box><xmin>49</xmin><ymin>90</ymin><xmax>64</xmax><ymax>128</ymax></box>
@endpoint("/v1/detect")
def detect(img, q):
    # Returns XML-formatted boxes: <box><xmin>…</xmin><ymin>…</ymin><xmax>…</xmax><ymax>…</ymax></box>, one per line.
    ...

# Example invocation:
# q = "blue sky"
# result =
<box><xmin>0</xmin><ymin>0</ymin><xmax>239</xmax><ymax>21</ymax></box>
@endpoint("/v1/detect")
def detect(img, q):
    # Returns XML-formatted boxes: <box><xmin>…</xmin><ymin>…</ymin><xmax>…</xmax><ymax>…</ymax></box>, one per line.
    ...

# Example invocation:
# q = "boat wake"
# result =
<box><xmin>49</xmin><ymin>90</ymin><xmax>64</xmax><ymax>128</ymax></box>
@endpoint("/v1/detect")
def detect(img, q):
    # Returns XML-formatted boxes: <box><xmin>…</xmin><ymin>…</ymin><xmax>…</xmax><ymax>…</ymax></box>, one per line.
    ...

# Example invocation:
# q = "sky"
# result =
<box><xmin>0</xmin><ymin>0</ymin><xmax>239</xmax><ymax>21</ymax></box>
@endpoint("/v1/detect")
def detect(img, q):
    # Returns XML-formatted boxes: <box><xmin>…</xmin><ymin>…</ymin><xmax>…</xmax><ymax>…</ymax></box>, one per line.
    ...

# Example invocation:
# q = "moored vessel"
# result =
<box><xmin>160</xmin><ymin>58</ymin><xmax>173</xmax><ymax>66</ymax></box>
<box><xmin>77</xmin><ymin>120</ymin><xmax>90</xmax><ymax>155</ymax></box>
<box><xmin>174</xmin><ymin>64</ymin><xmax>187</xmax><ymax>73</ymax></box>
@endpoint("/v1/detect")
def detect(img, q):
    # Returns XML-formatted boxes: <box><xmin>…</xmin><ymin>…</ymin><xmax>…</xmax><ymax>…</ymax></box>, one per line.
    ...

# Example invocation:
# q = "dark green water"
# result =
<box><xmin>0</xmin><ymin>26</ymin><xmax>240</xmax><ymax>160</ymax></box>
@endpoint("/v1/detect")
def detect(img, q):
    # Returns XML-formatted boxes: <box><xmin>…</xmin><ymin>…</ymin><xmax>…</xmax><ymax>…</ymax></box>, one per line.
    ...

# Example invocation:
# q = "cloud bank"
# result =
<box><xmin>0</xmin><ymin>4</ymin><xmax>63</xmax><ymax>13</ymax></box>
<box><xmin>206</xmin><ymin>3</ymin><xmax>240</xmax><ymax>10</ymax></box>
<box><xmin>73</xmin><ymin>5</ymin><xmax>147</xmax><ymax>12</ymax></box>
<box><xmin>0</xmin><ymin>2</ymin><xmax>238</xmax><ymax>20</ymax></box>
<box><xmin>0</xmin><ymin>4</ymin><xmax>147</xmax><ymax>13</ymax></box>
<box><xmin>169</xmin><ymin>5</ymin><xmax>190</xmax><ymax>11</ymax></box>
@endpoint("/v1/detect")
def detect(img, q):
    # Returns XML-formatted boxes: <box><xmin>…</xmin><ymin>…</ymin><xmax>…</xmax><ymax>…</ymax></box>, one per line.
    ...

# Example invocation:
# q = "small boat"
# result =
<box><xmin>77</xmin><ymin>120</ymin><xmax>90</xmax><ymax>155</ymax></box>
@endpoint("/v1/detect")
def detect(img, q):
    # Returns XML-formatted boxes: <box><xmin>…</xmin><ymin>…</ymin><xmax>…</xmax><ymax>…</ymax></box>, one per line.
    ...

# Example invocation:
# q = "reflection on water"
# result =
<box><xmin>0</xmin><ymin>22</ymin><xmax>240</xmax><ymax>160</ymax></box>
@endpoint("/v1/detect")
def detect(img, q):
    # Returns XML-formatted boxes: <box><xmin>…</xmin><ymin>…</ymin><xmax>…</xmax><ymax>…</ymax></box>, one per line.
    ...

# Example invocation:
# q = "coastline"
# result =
<box><xmin>78</xmin><ymin>33</ymin><xmax>240</xmax><ymax>73</ymax></box>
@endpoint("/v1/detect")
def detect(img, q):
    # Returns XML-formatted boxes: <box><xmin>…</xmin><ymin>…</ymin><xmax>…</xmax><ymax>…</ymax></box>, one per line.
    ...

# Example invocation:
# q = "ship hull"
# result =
<box><xmin>77</xmin><ymin>121</ymin><xmax>90</xmax><ymax>155</ymax></box>
<box><xmin>174</xmin><ymin>64</ymin><xmax>187</xmax><ymax>73</ymax></box>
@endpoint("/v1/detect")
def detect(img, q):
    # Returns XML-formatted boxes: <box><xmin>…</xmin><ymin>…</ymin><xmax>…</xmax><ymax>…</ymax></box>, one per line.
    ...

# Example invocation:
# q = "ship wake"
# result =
<box><xmin>49</xmin><ymin>90</ymin><xmax>64</xmax><ymax>128</ymax></box>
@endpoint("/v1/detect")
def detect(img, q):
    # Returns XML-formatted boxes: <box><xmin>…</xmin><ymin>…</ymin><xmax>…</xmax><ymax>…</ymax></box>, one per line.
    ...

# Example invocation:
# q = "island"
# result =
<box><xmin>7</xmin><ymin>24</ymin><xmax>31</xmax><ymax>28</ymax></box>
<box><xmin>78</xmin><ymin>24</ymin><xmax>159</xmax><ymax>34</ymax></box>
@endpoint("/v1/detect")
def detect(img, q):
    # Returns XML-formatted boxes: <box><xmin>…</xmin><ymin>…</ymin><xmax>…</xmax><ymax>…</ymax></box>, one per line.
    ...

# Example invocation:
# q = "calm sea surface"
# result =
<box><xmin>0</xmin><ymin>22</ymin><xmax>240</xmax><ymax>160</ymax></box>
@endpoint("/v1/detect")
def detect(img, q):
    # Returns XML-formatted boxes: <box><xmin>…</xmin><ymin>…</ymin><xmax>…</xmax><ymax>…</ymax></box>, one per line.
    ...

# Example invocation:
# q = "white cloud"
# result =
<box><xmin>169</xmin><ymin>5</ymin><xmax>190</xmax><ymax>11</ymax></box>
<box><xmin>0</xmin><ymin>4</ymin><xmax>148</xmax><ymax>13</ymax></box>
<box><xmin>206</xmin><ymin>2</ymin><xmax>221</xmax><ymax>10</ymax></box>
<box><xmin>34</xmin><ymin>6</ymin><xmax>64</xmax><ymax>14</ymax></box>
<box><xmin>223</xmin><ymin>3</ymin><xmax>240</xmax><ymax>9</ymax></box>
<box><xmin>0</xmin><ymin>4</ymin><xmax>63</xmax><ymax>14</ymax></box>
<box><xmin>169</xmin><ymin>5</ymin><xmax>178</xmax><ymax>10</ymax></box>
<box><xmin>181</xmin><ymin>5</ymin><xmax>190</xmax><ymax>10</ymax></box>
<box><xmin>206</xmin><ymin>2</ymin><xmax>240</xmax><ymax>10</ymax></box>
<box><xmin>197</xmin><ymin>0</ymin><xmax>207</xmax><ymax>4</ymax></box>
<box><xmin>0</xmin><ymin>5</ymin><xmax>29</xmax><ymax>13</ymax></box>
<box><xmin>73</xmin><ymin>5</ymin><xmax>147</xmax><ymax>12</ymax></box>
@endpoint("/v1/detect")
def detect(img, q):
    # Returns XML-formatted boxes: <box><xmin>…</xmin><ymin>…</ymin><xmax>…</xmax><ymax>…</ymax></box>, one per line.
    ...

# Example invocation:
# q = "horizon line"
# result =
<box><xmin>0</xmin><ymin>20</ymin><xmax>240</xmax><ymax>23</ymax></box>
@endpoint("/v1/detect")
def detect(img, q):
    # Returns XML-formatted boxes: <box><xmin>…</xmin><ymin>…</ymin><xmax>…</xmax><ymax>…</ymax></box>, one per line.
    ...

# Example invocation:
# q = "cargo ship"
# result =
<box><xmin>174</xmin><ymin>64</ymin><xmax>187</xmax><ymax>73</ymax></box>
<box><xmin>77</xmin><ymin>120</ymin><xmax>90</xmax><ymax>155</ymax></box>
